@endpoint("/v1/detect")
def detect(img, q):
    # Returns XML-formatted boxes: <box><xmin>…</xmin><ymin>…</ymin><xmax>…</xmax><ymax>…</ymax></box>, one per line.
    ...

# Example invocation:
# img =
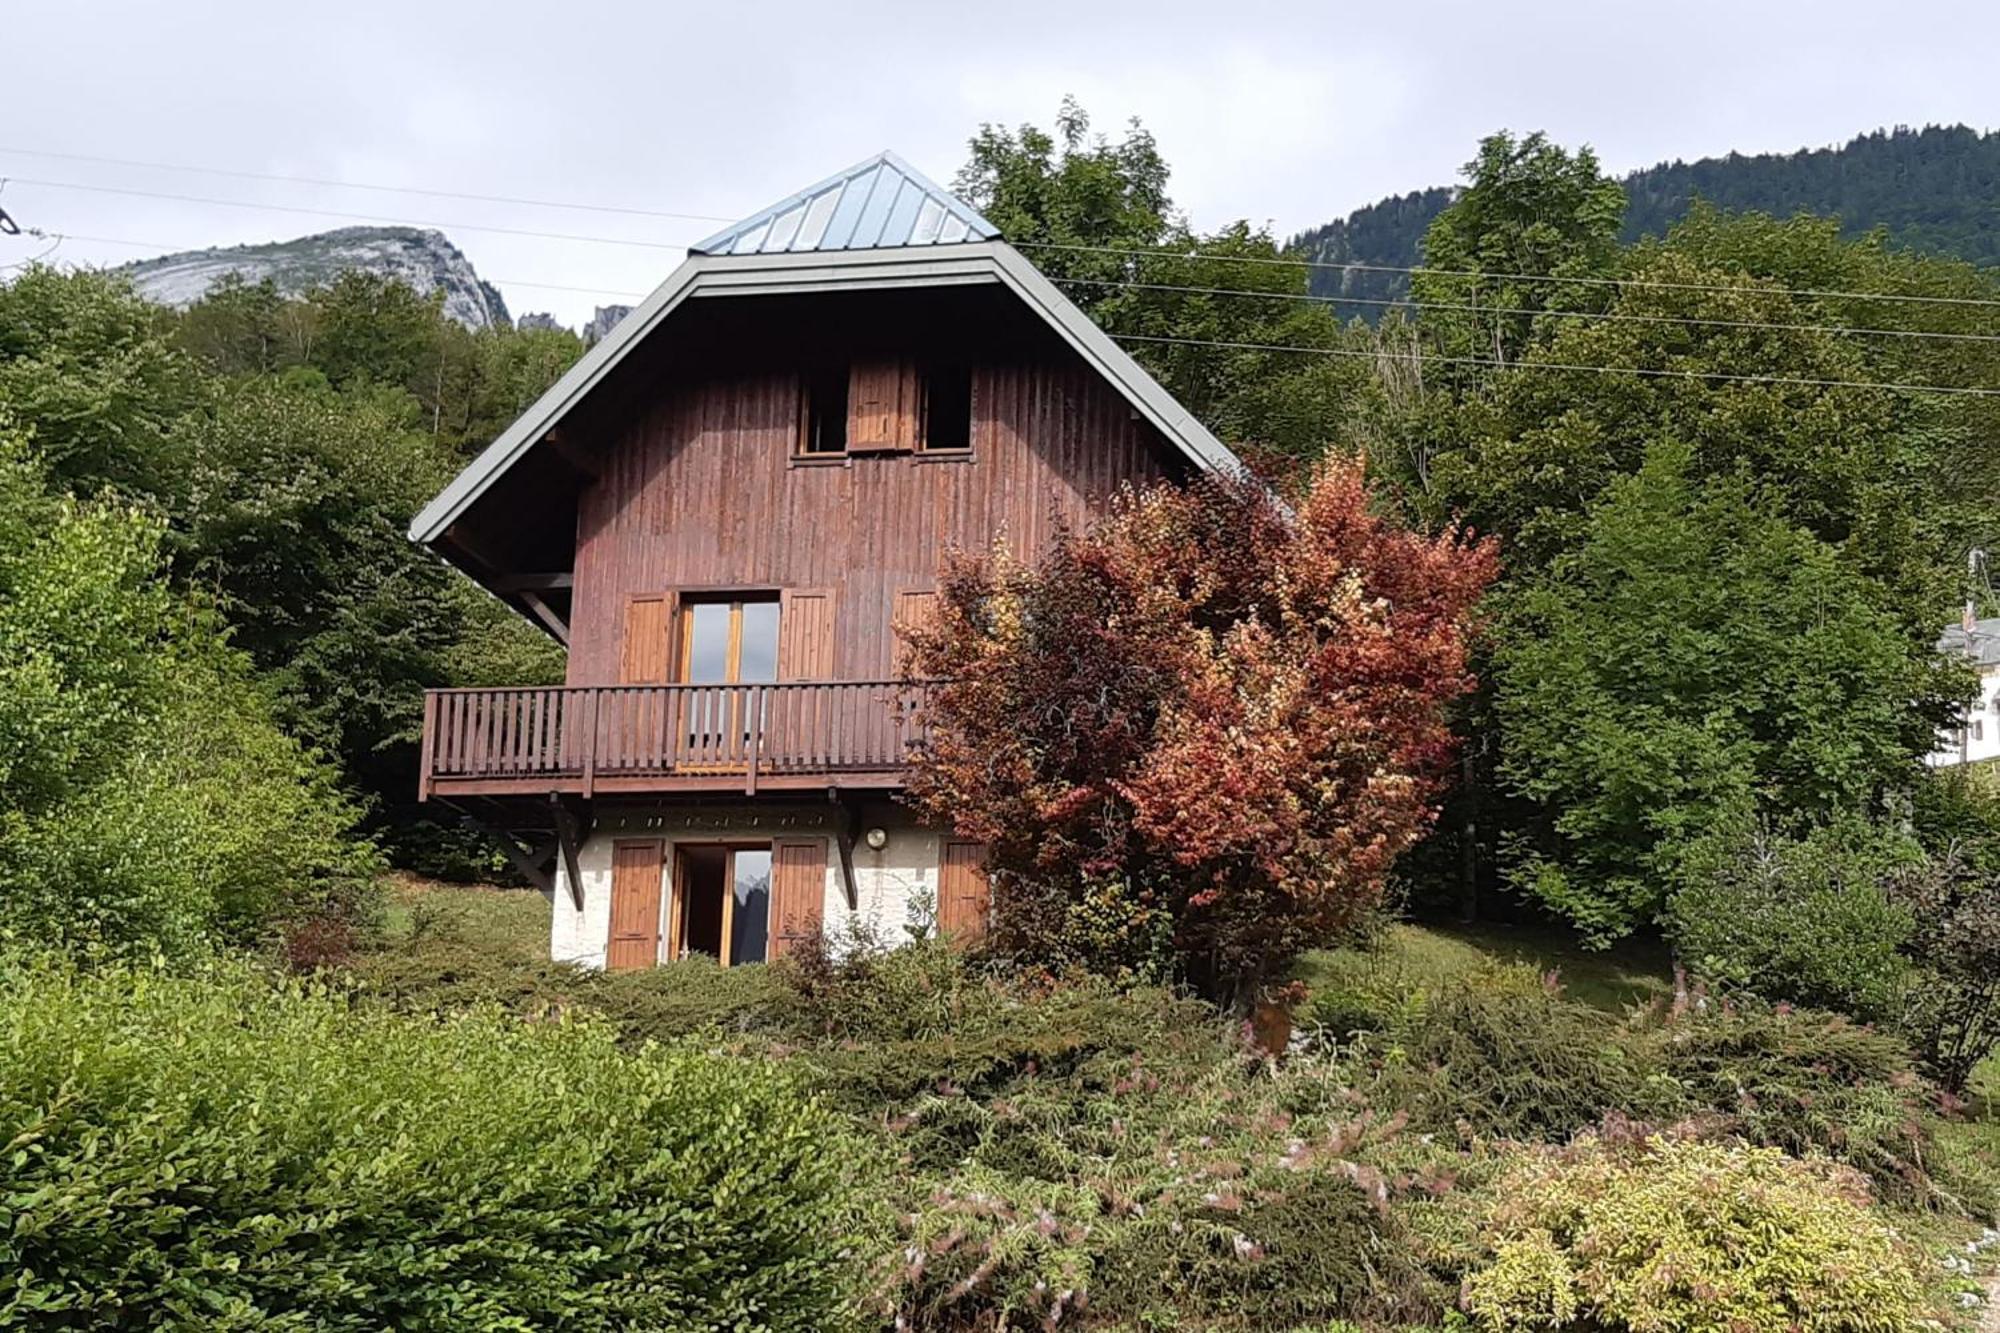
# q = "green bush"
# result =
<box><xmin>0</xmin><ymin>962</ymin><xmax>857</xmax><ymax>1329</ymax></box>
<box><xmin>1334</xmin><ymin>962</ymin><xmax>1668</xmax><ymax>1141</ymax></box>
<box><xmin>350</xmin><ymin>898</ymin><xmax>795</xmax><ymax>1043</ymax></box>
<box><xmin>1463</xmin><ymin>1134</ymin><xmax>1929</xmax><ymax>1333</ymax></box>
<box><xmin>1650</xmin><ymin>1000</ymin><xmax>1943</xmax><ymax>1205</ymax></box>
<box><xmin>1666</xmin><ymin>824</ymin><xmax>1917</xmax><ymax>1021</ymax></box>
<box><xmin>1885</xmin><ymin>850</ymin><xmax>2000</xmax><ymax>1094</ymax></box>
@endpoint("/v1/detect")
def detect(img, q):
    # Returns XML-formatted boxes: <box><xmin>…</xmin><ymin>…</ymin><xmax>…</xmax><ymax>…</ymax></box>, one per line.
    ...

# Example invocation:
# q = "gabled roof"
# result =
<box><xmin>690</xmin><ymin>151</ymin><xmax>998</xmax><ymax>256</ymax></box>
<box><xmin>409</xmin><ymin>157</ymin><xmax>1241</xmax><ymax>549</ymax></box>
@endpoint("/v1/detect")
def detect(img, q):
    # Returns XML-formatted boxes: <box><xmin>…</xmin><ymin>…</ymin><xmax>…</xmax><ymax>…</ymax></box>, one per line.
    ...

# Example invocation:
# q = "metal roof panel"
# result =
<box><xmin>689</xmin><ymin>151</ymin><xmax>998</xmax><ymax>256</ymax></box>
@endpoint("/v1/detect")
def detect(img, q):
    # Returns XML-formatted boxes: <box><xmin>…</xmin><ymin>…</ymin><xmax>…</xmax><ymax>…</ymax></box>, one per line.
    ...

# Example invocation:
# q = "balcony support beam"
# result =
<box><xmin>518</xmin><ymin>589</ymin><xmax>570</xmax><ymax>645</ymax></box>
<box><xmin>550</xmin><ymin>792</ymin><xmax>589</xmax><ymax>912</ymax></box>
<box><xmin>830</xmin><ymin>789</ymin><xmax>861</xmax><ymax>912</ymax></box>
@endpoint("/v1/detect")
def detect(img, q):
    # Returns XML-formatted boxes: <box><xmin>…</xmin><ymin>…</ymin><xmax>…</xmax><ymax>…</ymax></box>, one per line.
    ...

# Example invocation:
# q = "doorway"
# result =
<box><xmin>670</xmin><ymin>843</ymin><xmax>772</xmax><ymax>965</ymax></box>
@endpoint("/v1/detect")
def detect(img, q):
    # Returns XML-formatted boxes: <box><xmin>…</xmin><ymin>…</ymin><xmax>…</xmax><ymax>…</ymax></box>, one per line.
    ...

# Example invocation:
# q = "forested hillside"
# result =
<box><xmin>0</xmin><ymin>268</ymin><xmax>576</xmax><ymax>888</ymax></box>
<box><xmin>1290</xmin><ymin>123</ymin><xmax>2000</xmax><ymax>313</ymax></box>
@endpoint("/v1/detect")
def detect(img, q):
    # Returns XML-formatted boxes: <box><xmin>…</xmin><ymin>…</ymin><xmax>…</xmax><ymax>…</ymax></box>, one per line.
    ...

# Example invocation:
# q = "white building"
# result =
<box><xmin>1928</xmin><ymin>616</ymin><xmax>2000</xmax><ymax>767</ymax></box>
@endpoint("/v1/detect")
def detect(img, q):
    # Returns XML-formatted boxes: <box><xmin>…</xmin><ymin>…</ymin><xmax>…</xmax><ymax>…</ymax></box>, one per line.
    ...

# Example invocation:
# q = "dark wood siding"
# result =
<box><xmin>567</xmin><ymin>360</ymin><xmax>1174</xmax><ymax>685</ymax></box>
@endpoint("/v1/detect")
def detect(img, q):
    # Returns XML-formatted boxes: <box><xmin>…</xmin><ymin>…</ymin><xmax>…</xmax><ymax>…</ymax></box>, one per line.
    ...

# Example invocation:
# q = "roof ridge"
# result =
<box><xmin>690</xmin><ymin>151</ymin><xmax>998</xmax><ymax>256</ymax></box>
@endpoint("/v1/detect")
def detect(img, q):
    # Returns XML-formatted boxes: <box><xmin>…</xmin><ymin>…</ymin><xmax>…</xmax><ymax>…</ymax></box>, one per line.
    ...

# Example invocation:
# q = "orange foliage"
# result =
<box><xmin>901</xmin><ymin>460</ymin><xmax>1498</xmax><ymax>1003</ymax></box>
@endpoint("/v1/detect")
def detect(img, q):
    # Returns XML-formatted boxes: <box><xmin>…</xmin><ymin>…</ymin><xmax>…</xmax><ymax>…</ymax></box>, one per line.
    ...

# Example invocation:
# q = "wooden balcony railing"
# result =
<box><xmin>418</xmin><ymin>681</ymin><xmax>931</xmax><ymax>799</ymax></box>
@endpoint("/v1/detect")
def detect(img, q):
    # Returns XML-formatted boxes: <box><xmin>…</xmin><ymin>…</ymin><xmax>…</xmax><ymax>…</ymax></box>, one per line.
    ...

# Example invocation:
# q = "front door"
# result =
<box><xmin>670</xmin><ymin>843</ymin><xmax>773</xmax><ymax>966</ymax></box>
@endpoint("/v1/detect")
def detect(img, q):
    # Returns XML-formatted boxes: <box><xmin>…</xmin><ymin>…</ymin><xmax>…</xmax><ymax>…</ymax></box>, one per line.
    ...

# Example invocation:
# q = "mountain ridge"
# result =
<box><xmin>1288</xmin><ymin>123</ymin><xmax>2000</xmax><ymax>313</ymax></box>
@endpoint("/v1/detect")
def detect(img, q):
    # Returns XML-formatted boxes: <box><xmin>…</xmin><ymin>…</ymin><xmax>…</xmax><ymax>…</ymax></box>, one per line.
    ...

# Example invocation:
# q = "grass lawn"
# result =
<box><xmin>1296</xmin><ymin>917</ymin><xmax>1675</xmax><ymax>1013</ymax></box>
<box><xmin>378</xmin><ymin>873</ymin><xmax>550</xmax><ymax>959</ymax></box>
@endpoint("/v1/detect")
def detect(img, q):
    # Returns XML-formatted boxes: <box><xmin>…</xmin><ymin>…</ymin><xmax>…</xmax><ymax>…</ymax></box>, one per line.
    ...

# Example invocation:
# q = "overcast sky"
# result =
<box><xmin>6</xmin><ymin>1</ymin><xmax>1998</xmax><ymax>325</ymax></box>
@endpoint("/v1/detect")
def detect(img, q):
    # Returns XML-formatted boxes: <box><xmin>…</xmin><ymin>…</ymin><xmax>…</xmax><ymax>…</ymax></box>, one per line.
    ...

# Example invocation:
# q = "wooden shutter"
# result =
<box><xmin>620</xmin><ymin>594</ymin><xmax>674</xmax><ymax>684</ymax></box>
<box><xmin>777</xmin><ymin>588</ymin><xmax>835</xmax><ymax>680</ymax></box>
<box><xmin>768</xmin><ymin>838</ymin><xmax>827</xmax><ymax>959</ymax></box>
<box><xmin>893</xmin><ymin>588</ymin><xmax>939</xmax><ymax>672</ymax></box>
<box><xmin>847</xmin><ymin>359</ymin><xmax>919</xmax><ymax>452</ymax></box>
<box><xmin>938</xmin><ymin>840</ymin><xmax>990</xmax><ymax>942</ymax></box>
<box><xmin>606</xmin><ymin>839</ymin><xmax>665</xmax><ymax>970</ymax></box>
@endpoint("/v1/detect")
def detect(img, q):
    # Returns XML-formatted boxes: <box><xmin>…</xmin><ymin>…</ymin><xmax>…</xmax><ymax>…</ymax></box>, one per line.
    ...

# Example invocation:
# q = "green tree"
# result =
<box><xmin>0</xmin><ymin>425</ymin><xmax>371</xmax><ymax>957</ymax></box>
<box><xmin>956</xmin><ymin>100</ymin><xmax>1372</xmax><ymax>462</ymax></box>
<box><xmin>1491</xmin><ymin>441</ymin><xmax>1957</xmax><ymax>941</ymax></box>
<box><xmin>1413</xmin><ymin>131</ymin><xmax>1627</xmax><ymax>368</ymax></box>
<box><xmin>0</xmin><ymin>266</ymin><xmax>199</xmax><ymax>498</ymax></box>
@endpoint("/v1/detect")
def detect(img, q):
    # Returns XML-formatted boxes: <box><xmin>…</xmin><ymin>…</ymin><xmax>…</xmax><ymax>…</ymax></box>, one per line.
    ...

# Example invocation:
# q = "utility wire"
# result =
<box><xmin>1016</xmin><ymin>240</ymin><xmax>2000</xmax><ymax>312</ymax></box>
<box><xmin>4</xmin><ymin>177</ymin><xmax>702</xmax><ymax>252</ymax></box>
<box><xmin>31</xmin><ymin>218</ymin><xmax>2000</xmax><ymax>354</ymax></box>
<box><xmin>11</xmin><ymin>151</ymin><xmax>2000</xmax><ymax>314</ymax></box>
<box><xmin>1106</xmin><ymin>332</ymin><xmax>2000</xmax><ymax>399</ymax></box>
<box><xmin>1055</xmin><ymin>275</ymin><xmax>2000</xmax><ymax>346</ymax></box>
<box><xmin>0</xmin><ymin>146</ymin><xmax>738</xmax><ymax>224</ymax></box>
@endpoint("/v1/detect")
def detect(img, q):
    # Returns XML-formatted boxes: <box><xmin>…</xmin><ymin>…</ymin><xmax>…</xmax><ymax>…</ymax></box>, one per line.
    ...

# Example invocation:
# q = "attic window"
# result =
<box><xmin>799</xmin><ymin>367</ymin><xmax>848</xmax><ymax>456</ymax></box>
<box><xmin>919</xmin><ymin>363</ymin><xmax>972</xmax><ymax>452</ymax></box>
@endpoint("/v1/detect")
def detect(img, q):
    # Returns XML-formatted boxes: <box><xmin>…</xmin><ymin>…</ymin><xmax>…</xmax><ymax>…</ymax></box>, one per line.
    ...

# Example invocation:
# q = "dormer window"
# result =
<box><xmin>799</xmin><ymin>367</ymin><xmax>848</xmax><ymax>457</ymax></box>
<box><xmin>920</xmin><ymin>363</ymin><xmax>972</xmax><ymax>453</ymax></box>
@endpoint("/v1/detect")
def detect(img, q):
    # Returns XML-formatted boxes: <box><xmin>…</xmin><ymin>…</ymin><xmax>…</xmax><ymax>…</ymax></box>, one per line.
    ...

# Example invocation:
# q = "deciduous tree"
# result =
<box><xmin>901</xmin><ymin>461</ymin><xmax>1496</xmax><ymax>1004</ymax></box>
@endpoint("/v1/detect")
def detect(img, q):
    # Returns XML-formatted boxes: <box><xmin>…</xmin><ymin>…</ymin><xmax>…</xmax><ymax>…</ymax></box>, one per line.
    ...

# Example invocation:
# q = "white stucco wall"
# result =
<box><xmin>1928</xmin><ymin>664</ymin><xmax>2000</xmax><ymax>767</ymax></box>
<box><xmin>550</xmin><ymin>801</ymin><xmax>944</xmax><ymax>968</ymax></box>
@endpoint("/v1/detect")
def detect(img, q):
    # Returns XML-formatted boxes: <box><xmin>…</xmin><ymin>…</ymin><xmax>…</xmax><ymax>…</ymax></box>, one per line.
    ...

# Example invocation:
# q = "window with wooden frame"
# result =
<box><xmin>918</xmin><ymin>362</ymin><xmax>973</xmax><ymax>453</ymax></box>
<box><xmin>676</xmin><ymin>596</ymin><xmax>781</xmax><ymax>685</ymax></box>
<box><xmin>797</xmin><ymin>366</ymin><xmax>849</xmax><ymax>458</ymax></box>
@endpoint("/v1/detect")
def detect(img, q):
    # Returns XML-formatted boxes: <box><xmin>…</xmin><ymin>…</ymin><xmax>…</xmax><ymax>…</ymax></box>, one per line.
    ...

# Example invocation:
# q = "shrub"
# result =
<box><xmin>1319</xmin><ymin>961</ymin><xmax>1668</xmax><ymax>1142</ymax></box>
<box><xmin>1649</xmin><ymin>999</ymin><xmax>1943</xmax><ymax>1207</ymax></box>
<box><xmin>1885</xmin><ymin>849</ymin><xmax>2000</xmax><ymax>1093</ymax></box>
<box><xmin>348</xmin><ymin>899</ymin><xmax>794</xmax><ymax>1043</ymax></box>
<box><xmin>1666</xmin><ymin>823</ymin><xmax>1917</xmax><ymax>1021</ymax></box>
<box><xmin>0</xmin><ymin>962</ymin><xmax>857</xmax><ymax>1329</ymax></box>
<box><xmin>1463</xmin><ymin>1134</ymin><xmax>1929</xmax><ymax>1333</ymax></box>
<box><xmin>902</xmin><ymin>459</ymin><xmax>1496</xmax><ymax>1006</ymax></box>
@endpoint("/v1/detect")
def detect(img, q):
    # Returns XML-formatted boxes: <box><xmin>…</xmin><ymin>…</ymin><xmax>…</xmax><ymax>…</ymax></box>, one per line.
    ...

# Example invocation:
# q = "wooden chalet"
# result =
<box><xmin>409</xmin><ymin>152</ymin><xmax>1240</xmax><ymax>969</ymax></box>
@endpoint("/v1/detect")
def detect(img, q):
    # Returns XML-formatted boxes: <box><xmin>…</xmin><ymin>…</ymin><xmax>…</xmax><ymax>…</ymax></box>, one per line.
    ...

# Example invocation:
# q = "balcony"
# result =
<box><xmin>419</xmin><ymin>681</ymin><xmax>930</xmax><ymax>801</ymax></box>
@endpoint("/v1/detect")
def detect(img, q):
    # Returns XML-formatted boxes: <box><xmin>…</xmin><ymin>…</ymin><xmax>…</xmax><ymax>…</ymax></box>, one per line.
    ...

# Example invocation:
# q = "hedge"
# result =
<box><xmin>0</xmin><ymin>962</ymin><xmax>857</xmax><ymax>1329</ymax></box>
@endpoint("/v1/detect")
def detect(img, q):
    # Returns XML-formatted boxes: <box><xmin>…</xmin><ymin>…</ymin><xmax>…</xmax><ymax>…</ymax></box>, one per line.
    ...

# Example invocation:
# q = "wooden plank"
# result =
<box><xmin>769</xmin><ymin>837</ymin><xmax>826</xmax><ymax>959</ymax></box>
<box><xmin>606</xmin><ymin>838</ymin><xmax>665</xmax><ymax>970</ymax></box>
<box><xmin>939</xmin><ymin>840</ymin><xmax>990</xmax><ymax>943</ymax></box>
<box><xmin>417</xmin><ymin>692</ymin><xmax>437</xmax><ymax>801</ymax></box>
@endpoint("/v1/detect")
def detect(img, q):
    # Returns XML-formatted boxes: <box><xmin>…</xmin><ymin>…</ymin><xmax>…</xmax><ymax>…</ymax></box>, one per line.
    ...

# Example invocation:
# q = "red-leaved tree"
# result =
<box><xmin>900</xmin><ymin>460</ymin><xmax>1498</xmax><ymax>1005</ymax></box>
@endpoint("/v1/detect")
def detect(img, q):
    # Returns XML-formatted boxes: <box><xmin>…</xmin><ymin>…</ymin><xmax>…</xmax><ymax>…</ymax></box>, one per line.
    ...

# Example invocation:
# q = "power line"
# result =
<box><xmin>0</xmin><ymin>146</ymin><xmax>738</xmax><ymax>225</ymax></box>
<box><xmin>1054</xmin><ymin>275</ymin><xmax>2000</xmax><ymax>347</ymax></box>
<box><xmin>12</xmin><ymin>148</ymin><xmax>1999</xmax><ymax>315</ymax></box>
<box><xmin>1016</xmin><ymin>240</ymin><xmax>2000</xmax><ymax>313</ymax></box>
<box><xmin>4</xmin><ymin>177</ymin><xmax>701</xmax><ymax>252</ymax></box>
<box><xmin>1107</xmin><ymin>331</ymin><xmax>2000</xmax><ymax>399</ymax></box>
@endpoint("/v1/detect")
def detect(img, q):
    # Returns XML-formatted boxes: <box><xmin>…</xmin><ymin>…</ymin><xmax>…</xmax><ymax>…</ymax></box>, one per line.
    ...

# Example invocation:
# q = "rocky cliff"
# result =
<box><xmin>121</xmin><ymin>226</ymin><xmax>512</xmax><ymax>330</ymax></box>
